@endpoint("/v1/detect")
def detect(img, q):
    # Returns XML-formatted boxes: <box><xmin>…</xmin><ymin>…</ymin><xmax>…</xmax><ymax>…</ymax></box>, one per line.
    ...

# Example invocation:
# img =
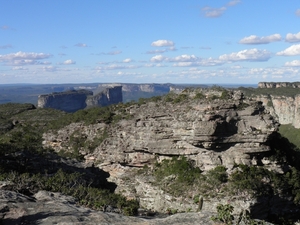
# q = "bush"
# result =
<box><xmin>211</xmin><ymin>204</ymin><xmax>234</xmax><ymax>225</ymax></box>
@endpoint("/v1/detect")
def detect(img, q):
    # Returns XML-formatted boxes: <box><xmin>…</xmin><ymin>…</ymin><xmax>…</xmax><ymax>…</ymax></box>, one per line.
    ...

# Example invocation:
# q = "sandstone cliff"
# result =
<box><xmin>251</xmin><ymin>82</ymin><xmax>300</xmax><ymax>128</ymax></box>
<box><xmin>38</xmin><ymin>89</ymin><xmax>93</xmax><ymax>112</ymax></box>
<box><xmin>97</xmin><ymin>83</ymin><xmax>171</xmax><ymax>93</ymax></box>
<box><xmin>86</xmin><ymin>86</ymin><xmax>122</xmax><ymax>108</ymax></box>
<box><xmin>256</xmin><ymin>94</ymin><xmax>300</xmax><ymax>128</ymax></box>
<box><xmin>38</xmin><ymin>86</ymin><xmax>122</xmax><ymax>112</ymax></box>
<box><xmin>258</xmin><ymin>82</ymin><xmax>300</xmax><ymax>88</ymax></box>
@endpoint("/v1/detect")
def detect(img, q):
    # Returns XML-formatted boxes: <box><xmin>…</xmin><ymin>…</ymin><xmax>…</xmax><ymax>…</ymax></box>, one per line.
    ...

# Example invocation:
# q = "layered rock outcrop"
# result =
<box><xmin>257</xmin><ymin>95</ymin><xmax>300</xmax><ymax>128</ymax></box>
<box><xmin>38</xmin><ymin>90</ymin><xmax>93</xmax><ymax>112</ymax></box>
<box><xmin>97</xmin><ymin>83</ymin><xmax>171</xmax><ymax>93</ymax></box>
<box><xmin>0</xmin><ymin>190</ymin><xmax>221</xmax><ymax>225</ymax></box>
<box><xmin>38</xmin><ymin>86</ymin><xmax>122</xmax><ymax>112</ymax></box>
<box><xmin>258</xmin><ymin>82</ymin><xmax>300</xmax><ymax>88</ymax></box>
<box><xmin>42</xmin><ymin>89</ymin><xmax>282</xmax><ymax>215</ymax></box>
<box><xmin>86</xmin><ymin>86</ymin><xmax>122</xmax><ymax>108</ymax></box>
<box><xmin>255</xmin><ymin>82</ymin><xmax>300</xmax><ymax>128</ymax></box>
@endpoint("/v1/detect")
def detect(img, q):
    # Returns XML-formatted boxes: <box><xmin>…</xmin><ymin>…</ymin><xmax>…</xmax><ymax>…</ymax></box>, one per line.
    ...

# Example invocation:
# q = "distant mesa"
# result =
<box><xmin>38</xmin><ymin>86</ymin><xmax>122</xmax><ymax>112</ymax></box>
<box><xmin>258</xmin><ymin>82</ymin><xmax>300</xmax><ymax>88</ymax></box>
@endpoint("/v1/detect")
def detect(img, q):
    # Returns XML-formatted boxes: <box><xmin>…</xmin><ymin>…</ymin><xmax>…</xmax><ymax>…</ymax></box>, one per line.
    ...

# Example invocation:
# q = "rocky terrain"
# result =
<box><xmin>0</xmin><ymin>190</ymin><xmax>223</xmax><ymax>225</ymax></box>
<box><xmin>42</xmin><ymin>88</ymin><xmax>300</xmax><ymax>223</ymax></box>
<box><xmin>1</xmin><ymin>86</ymin><xmax>300</xmax><ymax>224</ymax></box>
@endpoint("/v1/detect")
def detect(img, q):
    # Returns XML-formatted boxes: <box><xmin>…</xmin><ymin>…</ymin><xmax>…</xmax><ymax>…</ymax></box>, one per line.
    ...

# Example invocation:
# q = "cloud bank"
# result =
<box><xmin>239</xmin><ymin>34</ymin><xmax>281</xmax><ymax>44</ymax></box>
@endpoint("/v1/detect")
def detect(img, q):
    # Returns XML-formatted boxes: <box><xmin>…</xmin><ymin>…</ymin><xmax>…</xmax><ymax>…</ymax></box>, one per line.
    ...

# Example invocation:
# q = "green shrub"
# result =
<box><xmin>211</xmin><ymin>204</ymin><xmax>234</xmax><ymax>225</ymax></box>
<box><xmin>194</xmin><ymin>92</ymin><xmax>205</xmax><ymax>100</ymax></box>
<box><xmin>173</xmin><ymin>94</ymin><xmax>188</xmax><ymax>103</ymax></box>
<box><xmin>229</xmin><ymin>165</ymin><xmax>273</xmax><ymax>196</ymax></box>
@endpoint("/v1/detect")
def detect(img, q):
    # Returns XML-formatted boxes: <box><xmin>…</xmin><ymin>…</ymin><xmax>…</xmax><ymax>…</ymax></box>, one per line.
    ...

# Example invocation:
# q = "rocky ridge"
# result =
<box><xmin>42</xmin><ymin>88</ymin><xmax>290</xmax><ymax>219</ymax></box>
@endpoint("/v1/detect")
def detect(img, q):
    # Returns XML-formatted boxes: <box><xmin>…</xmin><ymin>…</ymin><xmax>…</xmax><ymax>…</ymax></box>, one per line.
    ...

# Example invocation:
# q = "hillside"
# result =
<box><xmin>0</xmin><ymin>87</ymin><xmax>300</xmax><ymax>224</ymax></box>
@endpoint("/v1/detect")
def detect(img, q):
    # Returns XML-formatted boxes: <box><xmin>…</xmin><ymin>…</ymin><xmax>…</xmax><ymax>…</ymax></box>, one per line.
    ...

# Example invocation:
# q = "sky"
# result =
<box><xmin>1</xmin><ymin>0</ymin><xmax>300</xmax><ymax>85</ymax></box>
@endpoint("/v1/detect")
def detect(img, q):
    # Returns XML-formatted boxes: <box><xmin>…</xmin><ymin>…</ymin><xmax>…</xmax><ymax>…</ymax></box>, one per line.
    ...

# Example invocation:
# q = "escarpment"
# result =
<box><xmin>43</xmin><ymin>90</ymin><xmax>278</xmax><ymax>171</ymax></box>
<box><xmin>38</xmin><ymin>86</ymin><xmax>122</xmax><ymax>112</ymax></box>
<box><xmin>38</xmin><ymin>89</ymin><xmax>93</xmax><ymax>112</ymax></box>
<box><xmin>86</xmin><ymin>86</ymin><xmax>122</xmax><ymax>108</ymax></box>
<box><xmin>258</xmin><ymin>82</ymin><xmax>300</xmax><ymax>88</ymax></box>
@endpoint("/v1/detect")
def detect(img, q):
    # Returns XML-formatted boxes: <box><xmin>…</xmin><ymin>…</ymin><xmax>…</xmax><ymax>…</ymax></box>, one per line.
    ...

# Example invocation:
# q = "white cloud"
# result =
<box><xmin>123</xmin><ymin>58</ymin><xmax>132</xmax><ymax>63</ymax></box>
<box><xmin>200</xmin><ymin>46</ymin><xmax>211</xmax><ymax>50</ymax></box>
<box><xmin>173</xmin><ymin>62</ymin><xmax>197</xmax><ymax>67</ymax></box>
<box><xmin>0</xmin><ymin>51</ymin><xmax>52</xmax><ymax>65</ymax></box>
<box><xmin>63</xmin><ymin>59</ymin><xmax>76</xmax><ymax>65</ymax></box>
<box><xmin>12</xmin><ymin>66</ymin><xmax>28</xmax><ymax>70</ymax></box>
<box><xmin>169</xmin><ymin>54</ymin><xmax>198</xmax><ymax>62</ymax></box>
<box><xmin>95</xmin><ymin>64</ymin><xmax>139</xmax><ymax>70</ymax></box>
<box><xmin>0</xmin><ymin>51</ymin><xmax>51</xmax><ymax>61</ymax></box>
<box><xmin>239</xmin><ymin>34</ymin><xmax>281</xmax><ymax>44</ymax></box>
<box><xmin>296</xmin><ymin>9</ymin><xmax>300</xmax><ymax>17</ymax></box>
<box><xmin>43</xmin><ymin>66</ymin><xmax>57</xmax><ymax>72</ymax></box>
<box><xmin>202</xmin><ymin>1</ymin><xmax>240</xmax><ymax>18</ymax></box>
<box><xmin>227</xmin><ymin>0</ymin><xmax>241</xmax><ymax>6</ymax></box>
<box><xmin>199</xmin><ymin>58</ymin><xmax>223</xmax><ymax>66</ymax></box>
<box><xmin>219</xmin><ymin>48</ymin><xmax>272</xmax><ymax>61</ymax></box>
<box><xmin>151</xmin><ymin>40</ymin><xmax>174</xmax><ymax>47</ymax></box>
<box><xmin>150</xmin><ymin>55</ymin><xmax>166</xmax><ymax>62</ymax></box>
<box><xmin>285</xmin><ymin>60</ymin><xmax>300</xmax><ymax>67</ymax></box>
<box><xmin>146</xmin><ymin>49</ymin><xmax>167</xmax><ymax>54</ymax></box>
<box><xmin>100</xmin><ymin>50</ymin><xmax>122</xmax><ymax>55</ymax></box>
<box><xmin>168</xmin><ymin>46</ymin><xmax>177</xmax><ymax>51</ymax></box>
<box><xmin>277</xmin><ymin>44</ymin><xmax>300</xmax><ymax>56</ymax></box>
<box><xmin>74</xmin><ymin>43</ymin><xmax>88</xmax><ymax>47</ymax></box>
<box><xmin>202</xmin><ymin>6</ymin><xmax>226</xmax><ymax>18</ymax></box>
<box><xmin>286</xmin><ymin>32</ymin><xmax>300</xmax><ymax>43</ymax></box>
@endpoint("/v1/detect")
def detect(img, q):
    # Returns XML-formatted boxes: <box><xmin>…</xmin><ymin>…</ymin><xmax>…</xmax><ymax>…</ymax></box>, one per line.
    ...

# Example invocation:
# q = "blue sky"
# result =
<box><xmin>1</xmin><ymin>0</ymin><xmax>300</xmax><ymax>84</ymax></box>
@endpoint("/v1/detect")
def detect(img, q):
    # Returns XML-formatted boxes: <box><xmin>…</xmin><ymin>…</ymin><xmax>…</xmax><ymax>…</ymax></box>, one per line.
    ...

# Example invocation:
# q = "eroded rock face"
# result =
<box><xmin>258</xmin><ymin>82</ymin><xmax>300</xmax><ymax>88</ymax></box>
<box><xmin>38</xmin><ymin>90</ymin><xmax>93</xmax><ymax>112</ymax></box>
<box><xmin>38</xmin><ymin>86</ymin><xmax>123</xmax><ymax>112</ymax></box>
<box><xmin>97</xmin><ymin>83</ymin><xmax>171</xmax><ymax>93</ymax></box>
<box><xmin>256</xmin><ymin>95</ymin><xmax>300</xmax><ymax>128</ymax></box>
<box><xmin>86</xmin><ymin>86</ymin><xmax>122</xmax><ymax>108</ymax></box>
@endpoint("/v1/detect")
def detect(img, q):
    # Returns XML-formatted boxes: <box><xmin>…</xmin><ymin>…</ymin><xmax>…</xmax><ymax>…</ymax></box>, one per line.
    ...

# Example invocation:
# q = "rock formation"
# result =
<box><xmin>97</xmin><ymin>83</ymin><xmax>171</xmax><ymax>93</ymax></box>
<box><xmin>43</xmin><ymin>89</ymin><xmax>286</xmax><ymax>217</ymax></box>
<box><xmin>256</xmin><ymin>95</ymin><xmax>300</xmax><ymax>128</ymax></box>
<box><xmin>0</xmin><ymin>190</ymin><xmax>221</xmax><ymax>225</ymax></box>
<box><xmin>86</xmin><ymin>86</ymin><xmax>122</xmax><ymax>108</ymax></box>
<box><xmin>253</xmin><ymin>82</ymin><xmax>300</xmax><ymax>128</ymax></box>
<box><xmin>258</xmin><ymin>82</ymin><xmax>300</xmax><ymax>88</ymax></box>
<box><xmin>38</xmin><ymin>86</ymin><xmax>122</xmax><ymax>112</ymax></box>
<box><xmin>38</xmin><ymin>89</ymin><xmax>93</xmax><ymax>113</ymax></box>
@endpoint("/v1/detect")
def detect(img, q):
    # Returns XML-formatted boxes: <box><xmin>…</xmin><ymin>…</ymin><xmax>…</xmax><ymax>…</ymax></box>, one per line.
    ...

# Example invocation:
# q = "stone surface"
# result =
<box><xmin>0</xmin><ymin>190</ymin><xmax>225</xmax><ymax>225</ymax></box>
<box><xmin>38</xmin><ymin>90</ymin><xmax>93</xmax><ymax>112</ymax></box>
<box><xmin>86</xmin><ymin>86</ymin><xmax>122</xmax><ymax>108</ymax></box>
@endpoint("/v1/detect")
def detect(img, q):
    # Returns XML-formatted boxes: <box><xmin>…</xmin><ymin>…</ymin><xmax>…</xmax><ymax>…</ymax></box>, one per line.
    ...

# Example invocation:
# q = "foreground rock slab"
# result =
<box><xmin>0</xmin><ymin>190</ymin><xmax>218</xmax><ymax>225</ymax></box>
